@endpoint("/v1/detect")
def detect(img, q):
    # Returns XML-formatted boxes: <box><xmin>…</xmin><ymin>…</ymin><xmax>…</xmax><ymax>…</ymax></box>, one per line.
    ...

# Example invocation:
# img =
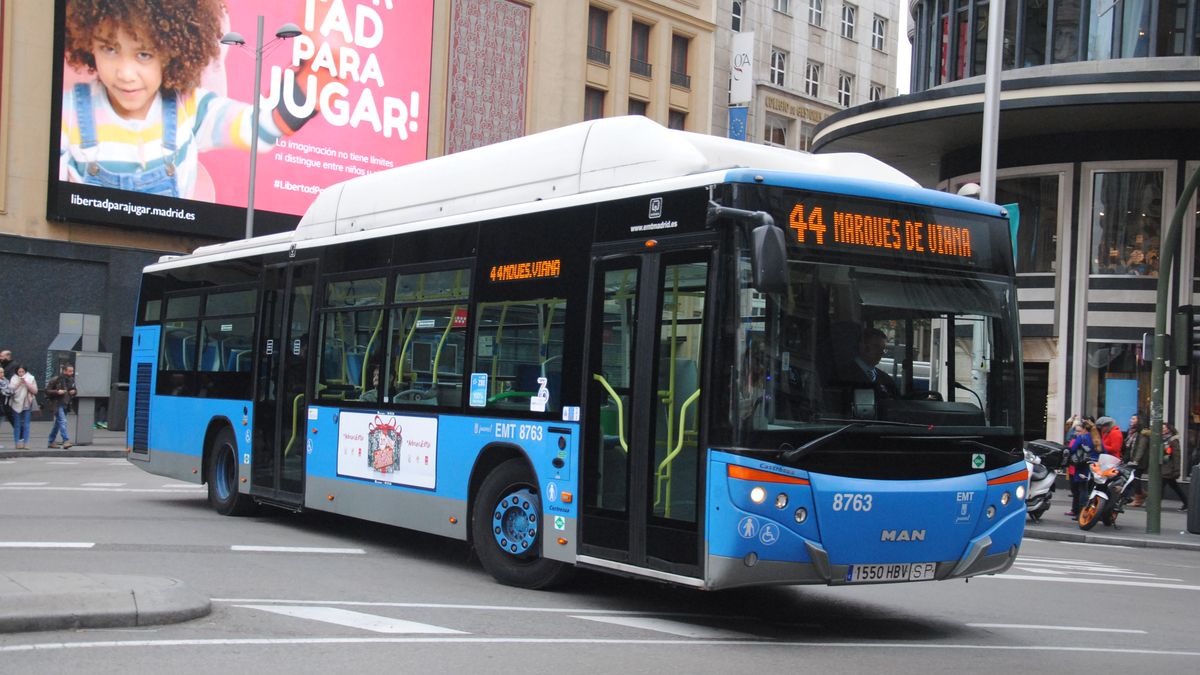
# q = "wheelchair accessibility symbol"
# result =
<box><xmin>759</xmin><ymin>523</ymin><xmax>780</xmax><ymax>546</ymax></box>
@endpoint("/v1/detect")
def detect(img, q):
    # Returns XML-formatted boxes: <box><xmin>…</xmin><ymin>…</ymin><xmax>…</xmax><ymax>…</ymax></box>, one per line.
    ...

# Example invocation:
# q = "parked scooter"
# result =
<box><xmin>1024</xmin><ymin>440</ymin><xmax>1067</xmax><ymax>523</ymax></box>
<box><xmin>1077</xmin><ymin>453</ymin><xmax>1137</xmax><ymax>530</ymax></box>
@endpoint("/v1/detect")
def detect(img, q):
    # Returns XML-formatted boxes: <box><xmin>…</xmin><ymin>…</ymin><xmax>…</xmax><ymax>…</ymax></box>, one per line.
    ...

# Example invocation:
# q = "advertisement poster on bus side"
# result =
<box><xmin>48</xmin><ymin>0</ymin><xmax>433</xmax><ymax>239</ymax></box>
<box><xmin>336</xmin><ymin>411</ymin><xmax>437</xmax><ymax>489</ymax></box>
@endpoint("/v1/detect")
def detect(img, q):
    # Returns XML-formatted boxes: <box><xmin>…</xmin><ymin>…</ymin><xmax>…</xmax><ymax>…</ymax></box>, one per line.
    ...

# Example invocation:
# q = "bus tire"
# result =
<box><xmin>471</xmin><ymin>458</ymin><xmax>571</xmax><ymax>589</ymax></box>
<box><xmin>207</xmin><ymin>427</ymin><xmax>256</xmax><ymax>517</ymax></box>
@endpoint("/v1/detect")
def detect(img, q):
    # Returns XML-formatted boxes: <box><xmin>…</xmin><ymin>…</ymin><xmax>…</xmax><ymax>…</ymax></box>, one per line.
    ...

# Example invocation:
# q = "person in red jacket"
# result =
<box><xmin>1096</xmin><ymin>416</ymin><xmax>1123</xmax><ymax>459</ymax></box>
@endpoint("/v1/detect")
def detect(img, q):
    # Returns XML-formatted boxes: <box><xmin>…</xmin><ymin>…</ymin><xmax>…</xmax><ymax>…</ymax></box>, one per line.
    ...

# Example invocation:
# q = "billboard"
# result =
<box><xmin>48</xmin><ymin>0</ymin><xmax>433</xmax><ymax>239</ymax></box>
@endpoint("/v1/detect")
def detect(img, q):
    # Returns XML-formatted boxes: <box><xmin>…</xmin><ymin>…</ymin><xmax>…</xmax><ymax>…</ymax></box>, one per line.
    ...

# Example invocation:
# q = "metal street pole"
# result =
<box><xmin>979</xmin><ymin>0</ymin><xmax>1005</xmax><ymax>203</ymax></box>
<box><xmin>246</xmin><ymin>15</ymin><xmax>264</xmax><ymax>240</ymax></box>
<box><xmin>1147</xmin><ymin>164</ymin><xmax>1200</xmax><ymax>534</ymax></box>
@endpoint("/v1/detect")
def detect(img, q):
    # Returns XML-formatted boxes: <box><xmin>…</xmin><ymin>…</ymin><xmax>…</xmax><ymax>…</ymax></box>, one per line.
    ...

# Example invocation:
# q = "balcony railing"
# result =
<box><xmin>630</xmin><ymin>58</ymin><xmax>652</xmax><ymax>78</ymax></box>
<box><xmin>587</xmin><ymin>45</ymin><xmax>610</xmax><ymax>66</ymax></box>
<box><xmin>670</xmin><ymin>70</ymin><xmax>691</xmax><ymax>89</ymax></box>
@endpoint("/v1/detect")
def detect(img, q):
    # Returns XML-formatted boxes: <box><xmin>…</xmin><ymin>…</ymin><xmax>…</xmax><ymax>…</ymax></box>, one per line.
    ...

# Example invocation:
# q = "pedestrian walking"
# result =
<box><xmin>8</xmin><ymin>364</ymin><xmax>38</xmax><ymax>449</ymax></box>
<box><xmin>44</xmin><ymin>364</ymin><xmax>77</xmax><ymax>449</ymax></box>
<box><xmin>1124</xmin><ymin>413</ymin><xmax>1151</xmax><ymax>506</ymax></box>
<box><xmin>1160</xmin><ymin>423</ymin><xmax>1190</xmax><ymax>511</ymax></box>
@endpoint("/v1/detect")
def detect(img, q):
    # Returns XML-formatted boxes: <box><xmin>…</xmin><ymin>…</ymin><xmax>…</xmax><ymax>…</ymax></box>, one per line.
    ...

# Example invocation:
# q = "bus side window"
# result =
<box><xmin>473</xmin><ymin>299</ymin><xmax>565</xmax><ymax>412</ymax></box>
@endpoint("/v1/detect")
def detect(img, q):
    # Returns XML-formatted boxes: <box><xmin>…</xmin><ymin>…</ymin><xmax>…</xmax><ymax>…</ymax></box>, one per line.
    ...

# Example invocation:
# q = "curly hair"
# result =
<box><xmin>64</xmin><ymin>0</ymin><xmax>225</xmax><ymax>92</ymax></box>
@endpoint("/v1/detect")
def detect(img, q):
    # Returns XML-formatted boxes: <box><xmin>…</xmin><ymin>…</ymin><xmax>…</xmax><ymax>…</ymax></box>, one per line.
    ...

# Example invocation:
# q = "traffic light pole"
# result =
<box><xmin>1149</xmin><ymin>164</ymin><xmax>1200</xmax><ymax>534</ymax></box>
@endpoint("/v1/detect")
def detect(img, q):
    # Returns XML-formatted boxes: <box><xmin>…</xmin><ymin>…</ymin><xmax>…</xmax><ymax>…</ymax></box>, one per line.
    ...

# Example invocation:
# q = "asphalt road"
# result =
<box><xmin>2</xmin><ymin>456</ymin><xmax>1198</xmax><ymax>674</ymax></box>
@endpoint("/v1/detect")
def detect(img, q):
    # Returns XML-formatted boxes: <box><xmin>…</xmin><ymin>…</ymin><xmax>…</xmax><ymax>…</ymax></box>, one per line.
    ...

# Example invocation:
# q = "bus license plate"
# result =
<box><xmin>846</xmin><ymin>562</ymin><xmax>936</xmax><ymax>583</ymax></box>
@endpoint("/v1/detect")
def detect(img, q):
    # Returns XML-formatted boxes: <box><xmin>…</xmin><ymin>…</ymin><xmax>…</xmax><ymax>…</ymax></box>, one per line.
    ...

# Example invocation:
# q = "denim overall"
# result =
<box><xmin>74</xmin><ymin>82</ymin><xmax>180</xmax><ymax>197</ymax></box>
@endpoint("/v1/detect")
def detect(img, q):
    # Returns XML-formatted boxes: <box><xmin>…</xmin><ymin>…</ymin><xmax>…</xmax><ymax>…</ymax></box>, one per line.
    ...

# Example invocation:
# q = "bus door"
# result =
<box><xmin>252</xmin><ymin>259</ymin><xmax>317</xmax><ymax>505</ymax></box>
<box><xmin>581</xmin><ymin>246</ymin><xmax>711</xmax><ymax>579</ymax></box>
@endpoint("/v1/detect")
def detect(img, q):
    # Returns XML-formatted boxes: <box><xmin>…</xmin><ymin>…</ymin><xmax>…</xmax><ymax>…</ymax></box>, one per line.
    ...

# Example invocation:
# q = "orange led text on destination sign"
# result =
<box><xmin>788</xmin><ymin>204</ymin><xmax>973</xmax><ymax>259</ymax></box>
<box><xmin>489</xmin><ymin>259</ymin><xmax>562</xmax><ymax>282</ymax></box>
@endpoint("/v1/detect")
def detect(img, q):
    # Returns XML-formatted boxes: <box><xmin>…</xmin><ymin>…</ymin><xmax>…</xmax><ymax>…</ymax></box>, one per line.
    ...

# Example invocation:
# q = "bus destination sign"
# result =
<box><xmin>489</xmin><ymin>259</ymin><xmax>562</xmax><ymax>283</ymax></box>
<box><xmin>788</xmin><ymin>203</ymin><xmax>974</xmax><ymax>262</ymax></box>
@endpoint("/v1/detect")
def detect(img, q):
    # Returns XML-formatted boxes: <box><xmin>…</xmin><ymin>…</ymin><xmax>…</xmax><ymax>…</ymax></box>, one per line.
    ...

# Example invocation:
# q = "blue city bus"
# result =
<box><xmin>127</xmin><ymin>117</ymin><xmax>1027</xmax><ymax>589</ymax></box>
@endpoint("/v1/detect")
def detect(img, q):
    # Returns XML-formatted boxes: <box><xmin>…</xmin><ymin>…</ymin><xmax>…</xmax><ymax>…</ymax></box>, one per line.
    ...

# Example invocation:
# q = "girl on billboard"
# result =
<box><xmin>58</xmin><ymin>0</ymin><xmax>320</xmax><ymax>200</ymax></box>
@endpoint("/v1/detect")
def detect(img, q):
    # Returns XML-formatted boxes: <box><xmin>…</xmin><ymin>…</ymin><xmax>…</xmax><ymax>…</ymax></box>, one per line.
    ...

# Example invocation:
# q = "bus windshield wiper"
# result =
<box><xmin>779</xmin><ymin>418</ymin><xmax>934</xmax><ymax>464</ymax></box>
<box><xmin>954</xmin><ymin>437</ymin><xmax>1020</xmax><ymax>460</ymax></box>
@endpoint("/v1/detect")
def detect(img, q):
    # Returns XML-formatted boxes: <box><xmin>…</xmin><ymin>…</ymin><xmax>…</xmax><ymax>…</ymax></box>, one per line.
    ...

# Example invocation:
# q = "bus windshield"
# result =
<box><xmin>727</xmin><ymin>257</ymin><xmax>1021</xmax><ymax>441</ymax></box>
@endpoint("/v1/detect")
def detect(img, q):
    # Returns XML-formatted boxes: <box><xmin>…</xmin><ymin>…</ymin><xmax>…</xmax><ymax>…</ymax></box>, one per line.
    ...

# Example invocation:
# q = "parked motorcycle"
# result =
<box><xmin>1024</xmin><ymin>440</ymin><xmax>1066</xmax><ymax>523</ymax></box>
<box><xmin>1077</xmin><ymin>453</ymin><xmax>1137</xmax><ymax>530</ymax></box>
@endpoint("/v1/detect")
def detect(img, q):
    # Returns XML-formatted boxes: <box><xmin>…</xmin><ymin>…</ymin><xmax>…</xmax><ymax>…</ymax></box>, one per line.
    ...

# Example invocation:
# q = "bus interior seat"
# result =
<box><xmin>163</xmin><ymin>331</ymin><xmax>189</xmax><ymax>370</ymax></box>
<box><xmin>199</xmin><ymin>340</ymin><xmax>221</xmax><ymax>371</ymax></box>
<box><xmin>321</xmin><ymin>341</ymin><xmax>345</xmax><ymax>382</ymax></box>
<box><xmin>177</xmin><ymin>334</ymin><xmax>196</xmax><ymax>370</ymax></box>
<box><xmin>436</xmin><ymin>382</ymin><xmax>462</xmax><ymax>406</ymax></box>
<box><xmin>345</xmin><ymin>348</ymin><xmax>366</xmax><ymax>388</ymax></box>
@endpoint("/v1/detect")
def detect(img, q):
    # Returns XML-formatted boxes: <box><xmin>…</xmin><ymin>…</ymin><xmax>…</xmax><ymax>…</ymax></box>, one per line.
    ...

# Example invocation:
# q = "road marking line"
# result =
<box><xmin>992</xmin><ymin>573</ymin><xmax>1200</xmax><ymax>591</ymax></box>
<box><xmin>236</xmin><ymin>605</ymin><xmax>465</xmax><ymax>634</ymax></box>
<box><xmin>3</xmin><ymin>637</ymin><xmax>1200</xmax><ymax>656</ymax></box>
<box><xmin>0</xmin><ymin>542</ymin><xmax>95</xmax><ymax>548</ymax></box>
<box><xmin>572</xmin><ymin>615</ymin><xmax>756</xmax><ymax>639</ymax></box>
<box><xmin>81</xmin><ymin>483</ymin><xmax>126</xmax><ymax>487</ymax></box>
<box><xmin>230</xmin><ymin>546</ymin><xmax>366</xmax><ymax>555</ymax></box>
<box><xmin>968</xmin><ymin>623</ymin><xmax>1147</xmax><ymax>634</ymax></box>
<box><xmin>1</xmin><ymin>482</ymin><xmax>49</xmax><ymax>486</ymax></box>
<box><xmin>160</xmin><ymin>484</ymin><xmax>204</xmax><ymax>489</ymax></box>
<box><xmin>212</xmin><ymin>598</ymin><xmax>746</xmax><ymax>621</ymax></box>
<box><xmin>0</xmin><ymin>487</ymin><xmax>208</xmax><ymax>493</ymax></box>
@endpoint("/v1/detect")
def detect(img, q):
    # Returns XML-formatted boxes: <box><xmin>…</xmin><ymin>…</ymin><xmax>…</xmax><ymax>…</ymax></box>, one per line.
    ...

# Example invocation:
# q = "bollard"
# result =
<box><xmin>1189</xmin><ymin>465</ymin><xmax>1200</xmax><ymax>535</ymax></box>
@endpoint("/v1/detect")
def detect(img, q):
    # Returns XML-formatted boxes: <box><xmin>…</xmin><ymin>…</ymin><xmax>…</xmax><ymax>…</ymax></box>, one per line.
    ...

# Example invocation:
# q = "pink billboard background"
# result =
<box><xmin>63</xmin><ymin>0</ymin><xmax>433</xmax><ymax>217</ymax></box>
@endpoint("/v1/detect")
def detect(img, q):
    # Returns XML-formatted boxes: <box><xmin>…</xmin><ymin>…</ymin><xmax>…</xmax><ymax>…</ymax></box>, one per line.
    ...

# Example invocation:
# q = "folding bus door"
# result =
<box><xmin>581</xmin><ymin>246</ymin><xmax>712</xmax><ymax>581</ymax></box>
<box><xmin>252</xmin><ymin>260</ymin><xmax>316</xmax><ymax>505</ymax></box>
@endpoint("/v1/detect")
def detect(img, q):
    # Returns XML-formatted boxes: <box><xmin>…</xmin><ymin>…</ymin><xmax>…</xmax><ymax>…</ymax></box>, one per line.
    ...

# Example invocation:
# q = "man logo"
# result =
<box><xmin>649</xmin><ymin>197</ymin><xmax>663</xmax><ymax>219</ymax></box>
<box><xmin>881</xmin><ymin>529</ymin><xmax>926</xmax><ymax>542</ymax></box>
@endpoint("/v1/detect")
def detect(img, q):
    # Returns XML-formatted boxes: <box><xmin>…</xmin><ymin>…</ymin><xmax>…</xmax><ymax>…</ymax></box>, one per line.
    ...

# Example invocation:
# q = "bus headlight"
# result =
<box><xmin>1000</xmin><ymin>492</ymin><xmax>1011</xmax><ymax>506</ymax></box>
<box><xmin>1015</xmin><ymin>485</ymin><xmax>1026</xmax><ymax>501</ymax></box>
<box><xmin>775</xmin><ymin>493</ymin><xmax>789</xmax><ymax>509</ymax></box>
<box><xmin>750</xmin><ymin>486</ymin><xmax>766</xmax><ymax>504</ymax></box>
<box><xmin>794</xmin><ymin>507</ymin><xmax>808</xmax><ymax>524</ymax></box>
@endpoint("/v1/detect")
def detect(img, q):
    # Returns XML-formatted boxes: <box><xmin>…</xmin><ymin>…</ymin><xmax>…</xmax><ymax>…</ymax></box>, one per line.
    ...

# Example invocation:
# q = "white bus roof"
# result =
<box><xmin>166</xmin><ymin>116</ymin><xmax>916</xmax><ymax>267</ymax></box>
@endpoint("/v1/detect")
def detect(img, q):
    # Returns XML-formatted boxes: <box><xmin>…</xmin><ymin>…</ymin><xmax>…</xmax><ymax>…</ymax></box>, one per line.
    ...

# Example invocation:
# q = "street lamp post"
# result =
<box><xmin>221</xmin><ymin>16</ymin><xmax>301</xmax><ymax>240</ymax></box>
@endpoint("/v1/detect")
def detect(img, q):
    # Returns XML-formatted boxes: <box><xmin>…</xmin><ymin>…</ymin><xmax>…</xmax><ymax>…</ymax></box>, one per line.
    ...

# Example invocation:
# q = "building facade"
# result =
<box><xmin>709</xmin><ymin>0</ymin><xmax>899</xmax><ymax>151</ymax></box>
<box><xmin>812</xmin><ymin>0</ymin><xmax>1200</xmax><ymax>455</ymax></box>
<box><xmin>0</xmin><ymin>0</ymin><xmax>714</xmax><ymax>420</ymax></box>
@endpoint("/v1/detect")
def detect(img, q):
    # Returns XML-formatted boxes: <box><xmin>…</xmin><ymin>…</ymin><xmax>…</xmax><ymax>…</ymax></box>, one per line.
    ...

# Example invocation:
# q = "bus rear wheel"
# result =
<box><xmin>471</xmin><ymin>459</ymin><xmax>571</xmax><ymax>589</ymax></box>
<box><xmin>207</xmin><ymin>427</ymin><xmax>256</xmax><ymax>516</ymax></box>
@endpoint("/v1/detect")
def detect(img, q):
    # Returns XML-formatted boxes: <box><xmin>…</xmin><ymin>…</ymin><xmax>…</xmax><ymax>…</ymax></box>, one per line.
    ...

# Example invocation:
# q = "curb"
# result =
<box><xmin>0</xmin><ymin>573</ymin><xmax>211</xmax><ymax>634</ymax></box>
<box><xmin>1022</xmin><ymin>527</ymin><xmax>1200</xmax><ymax>551</ymax></box>
<box><xmin>0</xmin><ymin>450</ymin><xmax>127</xmax><ymax>459</ymax></box>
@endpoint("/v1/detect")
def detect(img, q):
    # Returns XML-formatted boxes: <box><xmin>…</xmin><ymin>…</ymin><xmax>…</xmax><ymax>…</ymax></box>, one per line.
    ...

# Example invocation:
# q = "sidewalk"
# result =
<box><xmin>1021</xmin><ymin>495</ymin><xmax>1200</xmax><ymax>552</ymax></box>
<box><xmin>0</xmin><ymin>418</ymin><xmax>127</xmax><ymax>458</ymax></box>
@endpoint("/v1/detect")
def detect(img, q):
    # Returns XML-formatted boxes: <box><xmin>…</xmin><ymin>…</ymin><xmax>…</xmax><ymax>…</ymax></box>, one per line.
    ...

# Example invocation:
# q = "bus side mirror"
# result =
<box><xmin>751</xmin><ymin>219</ymin><xmax>787</xmax><ymax>294</ymax></box>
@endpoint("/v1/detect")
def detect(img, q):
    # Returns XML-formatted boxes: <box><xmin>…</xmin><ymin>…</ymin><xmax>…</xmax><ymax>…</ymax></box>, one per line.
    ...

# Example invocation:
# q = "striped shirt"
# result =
<box><xmin>60</xmin><ymin>80</ymin><xmax>282</xmax><ymax>199</ymax></box>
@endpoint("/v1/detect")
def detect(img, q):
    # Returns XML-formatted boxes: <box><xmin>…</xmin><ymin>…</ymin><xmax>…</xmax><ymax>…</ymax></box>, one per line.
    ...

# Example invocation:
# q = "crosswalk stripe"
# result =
<box><xmin>572</xmin><ymin>615</ymin><xmax>756</xmax><ymax>639</ymax></box>
<box><xmin>0</xmin><ymin>542</ymin><xmax>95</xmax><ymax>548</ymax></box>
<box><xmin>235</xmin><ymin>605</ymin><xmax>465</xmax><ymax>634</ymax></box>
<box><xmin>1</xmin><ymin>482</ymin><xmax>48</xmax><ymax>486</ymax></box>
<box><xmin>81</xmin><ymin>483</ymin><xmax>126</xmax><ymax>487</ymax></box>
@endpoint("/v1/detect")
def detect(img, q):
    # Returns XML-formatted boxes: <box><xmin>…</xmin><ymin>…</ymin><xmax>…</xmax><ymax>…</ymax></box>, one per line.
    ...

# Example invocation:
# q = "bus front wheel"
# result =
<box><xmin>207</xmin><ymin>427</ymin><xmax>256</xmax><ymax>516</ymax></box>
<box><xmin>471</xmin><ymin>459</ymin><xmax>571</xmax><ymax>589</ymax></box>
